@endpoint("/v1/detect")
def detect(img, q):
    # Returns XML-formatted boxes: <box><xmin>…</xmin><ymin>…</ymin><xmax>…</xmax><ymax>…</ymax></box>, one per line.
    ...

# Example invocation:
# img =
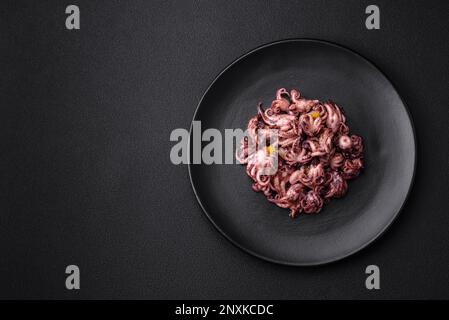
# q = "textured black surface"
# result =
<box><xmin>0</xmin><ymin>0</ymin><xmax>448</xmax><ymax>299</ymax></box>
<box><xmin>189</xmin><ymin>39</ymin><xmax>416</xmax><ymax>266</ymax></box>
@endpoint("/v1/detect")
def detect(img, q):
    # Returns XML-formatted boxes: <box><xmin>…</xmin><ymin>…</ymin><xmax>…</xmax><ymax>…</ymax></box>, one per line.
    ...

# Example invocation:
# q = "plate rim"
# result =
<box><xmin>187</xmin><ymin>38</ymin><xmax>417</xmax><ymax>266</ymax></box>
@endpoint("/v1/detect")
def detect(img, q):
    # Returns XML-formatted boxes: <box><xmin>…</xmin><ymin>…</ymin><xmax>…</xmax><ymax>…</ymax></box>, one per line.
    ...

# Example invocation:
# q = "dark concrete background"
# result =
<box><xmin>0</xmin><ymin>0</ymin><xmax>448</xmax><ymax>299</ymax></box>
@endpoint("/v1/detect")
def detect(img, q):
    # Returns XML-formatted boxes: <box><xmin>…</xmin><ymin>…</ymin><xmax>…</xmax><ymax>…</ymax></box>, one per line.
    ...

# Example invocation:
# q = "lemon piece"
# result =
<box><xmin>266</xmin><ymin>145</ymin><xmax>275</xmax><ymax>155</ymax></box>
<box><xmin>310</xmin><ymin>111</ymin><xmax>320</xmax><ymax>119</ymax></box>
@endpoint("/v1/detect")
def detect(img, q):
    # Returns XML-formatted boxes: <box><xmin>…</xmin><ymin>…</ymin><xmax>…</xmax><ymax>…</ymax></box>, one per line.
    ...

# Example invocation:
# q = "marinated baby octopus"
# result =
<box><xmin>236</xmin><ymin>88</ymin><xmax>364</xmax><ymax>217</ymax></box>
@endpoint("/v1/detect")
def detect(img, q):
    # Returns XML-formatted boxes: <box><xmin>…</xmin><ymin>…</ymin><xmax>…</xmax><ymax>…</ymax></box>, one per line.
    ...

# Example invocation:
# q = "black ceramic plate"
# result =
<box><xmin>188</xmin><ymin>39</ymin><xmax>416</xmax><ymax>266</ymax></box>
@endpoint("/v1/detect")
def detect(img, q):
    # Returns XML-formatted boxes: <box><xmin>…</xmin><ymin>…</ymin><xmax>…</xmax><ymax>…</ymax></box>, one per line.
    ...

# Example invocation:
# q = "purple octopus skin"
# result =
<box><xmin>236</xmin><ymin>88</ymin><xmax>364</xmax><ymax>218</ymax></box>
